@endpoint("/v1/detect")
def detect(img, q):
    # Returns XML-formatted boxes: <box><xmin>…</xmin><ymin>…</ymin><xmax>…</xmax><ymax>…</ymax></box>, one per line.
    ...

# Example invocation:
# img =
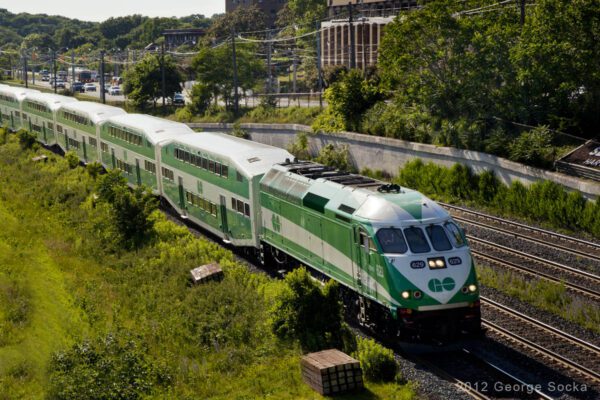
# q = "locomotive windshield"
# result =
<box><xmin>444</xmin><ymin>221</ymin><xmax>467</xmax><ymax>248</ymax></box>
<box><xmin>426</xmin><ymin>225</ymin><xmax>453</xmax><ymax>251</ymax></box>
<box><xmin>403</xmin><ymin>227</ymin><xmax>431</xmax><ymax>253</ymax></box>
<box><xmin>376</xmin><ymin>228</ymin><xmax>408</xmax><ymax>254</ymax></box>
<box><xmin>376</xmin><ymin>223</ymin><xmax>467</xmax><ymax>254</ymax></box>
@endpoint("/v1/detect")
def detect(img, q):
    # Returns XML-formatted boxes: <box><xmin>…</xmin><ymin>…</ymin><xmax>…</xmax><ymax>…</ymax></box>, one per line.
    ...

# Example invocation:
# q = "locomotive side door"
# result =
<box><xmin>354</xmin><ymin>226</ymin><xmax>372</xmax><ymax>296</ymax></box>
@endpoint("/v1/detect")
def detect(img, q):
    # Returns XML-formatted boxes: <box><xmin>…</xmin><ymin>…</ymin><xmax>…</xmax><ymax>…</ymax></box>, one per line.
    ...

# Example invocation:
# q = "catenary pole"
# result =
<box><xmin>100</xmin><ymin>50</ymin><xmax>106</xmax><ymax>104</ymax></box>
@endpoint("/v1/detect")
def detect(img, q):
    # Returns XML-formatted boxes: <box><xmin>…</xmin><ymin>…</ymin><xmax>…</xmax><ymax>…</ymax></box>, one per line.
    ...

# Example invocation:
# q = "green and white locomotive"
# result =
<box><xmin>259</xmin><ymin>161</ymin><xmax>480</xmax><ymax>338</ymax></box>
<box><xmin>1</xmin><ymin>86</ymin><xmax>481</xmax><ymax>340</ymax></box>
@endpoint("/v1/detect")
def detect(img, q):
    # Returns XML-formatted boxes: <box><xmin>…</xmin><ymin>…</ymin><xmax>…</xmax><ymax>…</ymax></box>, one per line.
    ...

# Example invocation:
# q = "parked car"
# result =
<box><xmin>71</xmin><ymin>82</ymin><xmax>85</xmax><ymax>93</ymax></box>
<box><xmin>41</xmin><ymin>75</ymin><xmax>49</xmax><ymax>82</ymax></box>
<box><xmin>172</xmin><ymin>92</ymin><xmax>185</xmax><ymax>105</ymax></box>
<box><xmin>108</xmin><ymin>86</ymin><xmax>121</xmax><ymax>95</ymax></box>
<box><xmin>84</xmin><ymin>83</ymin><xmax>96</xmax><ymax>92</ymax></box>
<box><xmin>52</xmin><ymin>79</ymin><xmax>66</xmax><ymax>89</ymax></box>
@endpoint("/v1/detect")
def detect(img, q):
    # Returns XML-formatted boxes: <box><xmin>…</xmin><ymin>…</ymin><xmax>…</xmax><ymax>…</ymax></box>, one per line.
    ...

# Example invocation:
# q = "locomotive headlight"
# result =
<box><xmin>435</xmin><ymin>259</ymin><xmax>445</xmax><ymax>268</ymax></box>
<box><xmin>401</xmin><ymin>291</ymin><xmax>411</xmax><ymax>299</ymax></box>
<box><xmin>469</xmin><ymin>284</ymin><xmax>477</xmax><ymax>293</ymax></box>
<box><xmin>428</xmin><ymin>260</ymin><xmax>436</xmax><ymax>268</ymax></box>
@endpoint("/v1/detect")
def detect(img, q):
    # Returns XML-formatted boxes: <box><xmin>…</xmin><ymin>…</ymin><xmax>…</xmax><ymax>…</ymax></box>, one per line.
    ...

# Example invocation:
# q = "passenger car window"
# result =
<box><xmin>426</xmin><ymin>225</ymin><xmax>453</xmax><ymax>251</ymax></box>
<box><xmin>403</xmin><ymin>227</ymin><xmax>431</xmax><ymax>253</ymax></box>
<box><xmin>376</xmin><ymin>228</ymin><xmax>408</xmax><ymax>254</ymax></box>
<box><xmin>444</xmin><ymin>222</ymin><xmax>466</xmax><ymax>248</ymax></box>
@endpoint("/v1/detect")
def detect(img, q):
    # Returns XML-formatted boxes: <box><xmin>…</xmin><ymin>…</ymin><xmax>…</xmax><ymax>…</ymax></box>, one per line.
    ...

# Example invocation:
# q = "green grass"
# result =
<box><xmin>476</xmin><ymin>265</ymin><xmax>600</xmax><ymax>333</ymax></box>
<box><xmin>0</xmin><ymin>134</ymin><xmax>415</xmax><ymax>399</ymax></box>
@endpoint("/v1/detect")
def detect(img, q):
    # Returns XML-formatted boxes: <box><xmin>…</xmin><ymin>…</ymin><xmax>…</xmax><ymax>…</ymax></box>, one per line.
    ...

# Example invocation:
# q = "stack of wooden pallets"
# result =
<box><xmin>300</xmin><ymin>349</ymin><xmax>364</xmax><ymax>395</ymax></box>
<box><xmin>189</xmin><ymin>263</ymin><xmax>223</xmax><ymax>284</ymax></box>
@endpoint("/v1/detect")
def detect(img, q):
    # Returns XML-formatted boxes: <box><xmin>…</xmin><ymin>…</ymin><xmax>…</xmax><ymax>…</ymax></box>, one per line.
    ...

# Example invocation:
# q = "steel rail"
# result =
<box><xmin>482</xmin><ymin>319</ymin><xmax>600</xmax><ymax>384</ymax></box>
<box><xmin>472</xmin><ymin>250</ymin><xmax>600</xmax><ymax>301</ymax></box>
<box><xmin>454</xmin><ymin>215</ymin><xmax>600</xmax><ymax>263</ymax></box>
<box><xmin>469</xmin><ymin>236</ymin><xmax>600</xmax><ymax>282</ymax></box>
<box><xmin>481</xmin><ymin>297</ymin><xmax>600</xmax><ymax>355</ymax></box>
<box><xmin>442</xmin><ymin>202</ymin><xmax>600</xmax><ymax>252</ymax></box>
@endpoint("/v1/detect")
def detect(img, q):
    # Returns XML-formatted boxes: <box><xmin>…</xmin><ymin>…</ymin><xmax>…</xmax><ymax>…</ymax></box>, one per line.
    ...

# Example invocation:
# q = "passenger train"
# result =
<box><xmin>0</xmin><ymin>85</ymin><xmax>481</xmax><ymax>340</ymax></box>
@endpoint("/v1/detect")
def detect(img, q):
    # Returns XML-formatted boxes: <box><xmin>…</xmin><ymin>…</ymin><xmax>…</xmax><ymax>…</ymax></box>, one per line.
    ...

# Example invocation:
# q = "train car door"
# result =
<box><xmin>177</xmin><ymin>176</ymin><xmax>185</xmax><ymax>210</ymax></box>
<box><xmin>219</xmin><ymin>195</ymin><xmax>229</xmax><ymax>236</ymax></box>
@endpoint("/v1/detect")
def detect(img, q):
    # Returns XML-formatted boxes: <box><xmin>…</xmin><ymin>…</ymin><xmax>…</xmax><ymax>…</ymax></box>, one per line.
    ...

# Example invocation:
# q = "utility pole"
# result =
<box><xmin>31</xmin><ymin>51</ymin><xmax>35</xmax><ymax>85</ymax></box>
<box><xmin>348</xmin><ymin>2</ymin><xmax>356</xmax><ymax>69</ymax></box>
<box><xmin>267</xmin><ymin>31</ymin><xmax>272</xmax><ymax>95</ymax></box>
<box><xmin>161</xmin><ymin>43</ymin><xmax>166</xmax><ymax>108</ymax></box>
<box><xmin>231</xmin><ymin>28</ymin><xmax>239</xmax><ymax>115</ymax></box>
<box><xmin>520</xmin><ymin>0</ymin><xmax>526</xmax><ymax>26</ymax></box>
<box><xmin>100</xmin><ymin>50</ymin><xmax>106</xmax><ymax>104</ymax></box>
<box><xmin>22</xmin><ymin>52</ymin><xmax>28</xmax><ymax>88</ymax></box>
<box><xmin>71</xmin><ymin>50</ymin><xmax>75</xmax><ymax>85</ymax></box>
<box><xmin>52</xmin><ymin>50</ymin><xmax>57</xmax><ymax>94</ymax></box>
<box><xmin>316</xmin><ymin>20</ymin><xmax>323</xmax><ymax>109</ymax></box>
<box><xmin>292</xmin><ymin>50</ymin><xmax>298</xmax><ymax>94</ymax></box>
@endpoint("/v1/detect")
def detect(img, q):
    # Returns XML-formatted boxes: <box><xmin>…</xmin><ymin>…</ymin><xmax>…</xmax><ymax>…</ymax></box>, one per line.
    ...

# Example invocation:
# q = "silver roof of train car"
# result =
<box><xmin>59</xmin><ymin>101</ymin><xmax>126</xmax><ymax>124</ymax></box>
<box><xmin>0</xmin><ymin>86</ymin><xmax>40</xmax><ymax>101</ymax></box>
<box><xmin>105</xmin><ymin>114</ymin><xmax>194</xmax><ymax>145</ymax></box>
<box><xmin>24</xmin><ymin>92</ymin><xmax>78</xmax><ymax>111</ymax></box>
<box><xmin>173</xmin><ymin>131</ymin><xmax>294</xmax><ymax>178</ymax></box>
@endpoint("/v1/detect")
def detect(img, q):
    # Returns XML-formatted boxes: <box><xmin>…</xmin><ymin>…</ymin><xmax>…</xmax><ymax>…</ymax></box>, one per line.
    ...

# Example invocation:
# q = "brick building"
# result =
<box><xmin>225</xmin><ymin>0</ymin><xmax>287</xmax><ymax>27</ymax></box>
<box><xmin>321</xmin><ymin>0</ymin><xmax>420</xmax><ymax>68</ymax></box>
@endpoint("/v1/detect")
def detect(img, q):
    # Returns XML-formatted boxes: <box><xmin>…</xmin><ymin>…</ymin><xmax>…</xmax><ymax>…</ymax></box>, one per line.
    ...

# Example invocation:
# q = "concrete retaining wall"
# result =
<box><xmin>188</xmin><ymin>122</ymin><xmax>600</xmax><ymax>199</ymax></box>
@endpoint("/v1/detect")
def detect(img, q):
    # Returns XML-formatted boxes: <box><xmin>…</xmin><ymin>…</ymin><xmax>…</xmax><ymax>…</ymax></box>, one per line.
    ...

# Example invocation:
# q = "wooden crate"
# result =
<box><xmin>190</xmin><ymin>263</ymin><xmax>223</xmax><ymax>284</ymax></box>
<box><xmin>301</xmin><ymin>349</ymin><xmax>363</xmax><ymax>395</ymax></box>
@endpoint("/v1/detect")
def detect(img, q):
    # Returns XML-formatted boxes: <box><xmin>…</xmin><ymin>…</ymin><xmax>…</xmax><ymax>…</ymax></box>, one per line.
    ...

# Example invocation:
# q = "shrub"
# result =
<box><xmin>231</xmin><ymin>122</ymin><xmax>249</xmax><ymax>139</ymax></box>
<box><xmin>64</xmin><ymin>151</ymin><xmax>80</xmax><ymax>169</ymax></box>
<box><xmin>269</xmin><ymin>267</ymin><xmax>343</xmax><ymax>352</ymax></box>
<box><xmin>96</xmin><ymin>170</ymin><xmax>158</xmax><ymax>249</ymax></box>
<box><xmin>190</xmin><ymin>82</ymin><xmax>212</xmax><ymax>115</ymax></box>
<box><xmin>287</xmin><ymin>132</ymin><xmax>311</xmax><ymax>161</ymax></box>
<box><xmin>16</xmin><ymin>129</ymin><xmax>37</xmax><ymax>150</ymax></box>
<box><xmin>86</xmin><ymin>162</ymin><xmax>104</xmax><ymax>179</ymax></box>
<box><xmin>315</xmin><ymin>143</ymin><xmax>356</xmax><ymax>172</ymax></box>
<box><xmin>174</xmin><ymin>106</ymin><xmax>194</xmax><ymax>122</ymax></box>
<box><xmin>509</xmin><ymin>126</ymin><xmax>556</xmax><ymax>168</ymax></box>
<box><xmin>47</xmin><ymin>332</ymin><xmax>170</xmax><ymax>400</ymax></box>
<box><xmin>0</xmin><ymin>127</ymin><xmax>8</xmax><ymax>144</ymax></box>
<box><xmin>353</xmin><ymin>337</ymin><xmax>397</xmax><ymax>382</ymax></box>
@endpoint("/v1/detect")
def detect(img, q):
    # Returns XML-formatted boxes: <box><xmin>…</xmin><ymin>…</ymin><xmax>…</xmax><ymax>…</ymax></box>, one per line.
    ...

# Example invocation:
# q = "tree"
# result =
<box><xmin>269</xmin><ymin>267</ymin><xmax>344</xmax><ymax>351</ymax></box>
<box><xmin>276</xmin><ymin>0</ymin><xmax>327</xmax><ymax>28</ymax></box>
<box><xmin>123</xmin><ymin>53</ymin><xmax>183</xmax><ymax>110</ymax></box>
<box><xmin>318</xmin><ymin>69</ymin><xmax>382</xmax><ymax>132</ymax></box>
<box><xmin>208</xmin><ymin>5</ymin><xmax>266</xmax><ymax>40</ymax></box>
<box><xmin>96</xmin><ymin>170</ymin><xmax>158</xmax><ymax>249</ymax></box>
<box><xmin>512</xmin><ymin>0</ymin><xmax>600</xmax><ymax>134</ymax></box>
<box><xmin>191</xmin><ymin>43</ymin><xmax>264</xmax><ymax>110</ymax></box>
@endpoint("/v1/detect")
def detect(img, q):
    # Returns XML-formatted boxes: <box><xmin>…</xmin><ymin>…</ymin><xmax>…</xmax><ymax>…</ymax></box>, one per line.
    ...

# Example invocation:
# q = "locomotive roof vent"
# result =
<box><xmin>377</xmin><ymin>184</ymin><xmax>402</xmax><ymax>193</ymax></box>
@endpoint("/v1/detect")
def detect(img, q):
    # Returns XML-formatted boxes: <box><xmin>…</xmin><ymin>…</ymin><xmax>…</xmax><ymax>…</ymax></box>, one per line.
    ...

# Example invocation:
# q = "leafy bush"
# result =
<box><xmin>64</xmin><ymin>151</ymin><xmax>80</xmax><ymax>169</ymax></box>
<box><xmin>353</xmin><ymin>337</ymin><xmax>398</xmax><ymax>382</ymax></box>
<box><xmin>287</xmin><ymin>132</ymin><xmax>312</xmax><ymax>161</ymax></box>
<box><xmin>269</xmin><ymin>267</ymin><xmax>343</xmax><ymax>352</ymax></box>
<box><xmin>395</xmin><ymin>159</ymin><xmax>600</xmax><ymax>238</ymax></box>
<box><xmin>95</xmin><ymin>170</ymin><xmax>158</xmax><ymax>249</ymax></box>
<box><xmin>174</xmin><ymin>106</ymin><xmax>194</xmax><ymax>122</ymax></box>
<box><xmin>16</xmin><ymin>129</ymin><xmax>37</xmax><ymax>150</ymax></box>
<box><xmin>0</xmin><ymin>127</ymin><xmax>8</xmax><ymax>144</ymax></box>
<box><xmin>315</xmin><ymin>143</ymin><xmax>356</xmax><ymax>172</ymax></box>
<box><xmin>86</xmin><ymin>162</ymin><xmax>104</xmax><ymax>179</ymax></box>
<box><xmin>231</xmin><ymin>122</ymin><xmax>249</xmax><ymax>139</ymax></box>
<box><xmin>509</xmin><ymin>126</ymin><xmax>556</xmax><ymax>168</ymax></box>
<box><xmin>47</xmin><ymin>332</ymin><xmax>170</xmax><ymax>400</ymax></box>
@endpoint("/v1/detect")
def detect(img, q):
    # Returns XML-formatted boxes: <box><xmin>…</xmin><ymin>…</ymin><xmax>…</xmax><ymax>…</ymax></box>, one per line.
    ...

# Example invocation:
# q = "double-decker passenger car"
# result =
<box><xmin>22</xmin><ymin>93</ymin><xmax>78</xmax><ymax>147</ymax></box>
<box><xmin>0</xmin><ymin>86</ymin><xmax>40</xmax><ymax>131</ymax></box>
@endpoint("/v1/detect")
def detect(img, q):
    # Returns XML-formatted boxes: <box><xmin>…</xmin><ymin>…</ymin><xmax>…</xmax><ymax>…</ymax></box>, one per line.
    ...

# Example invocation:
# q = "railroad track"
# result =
<box><xmin>442</xmin><ymin>203</ymin><xmax>600</xmax><ymax>263</ymax></box>
<box><xmin>469</xmin><ymin>236</ymin><xmax>600</xmax><ymax>301</ymax></box>
<box><xmin>481</xmin><ymin>296</ymin><xmax>600</xmax><ymax>385</ymax></box>
<box><xmin>413</xmin><ymin>347</ymin><xmax>553</xmax><ymax>400</ymax></box>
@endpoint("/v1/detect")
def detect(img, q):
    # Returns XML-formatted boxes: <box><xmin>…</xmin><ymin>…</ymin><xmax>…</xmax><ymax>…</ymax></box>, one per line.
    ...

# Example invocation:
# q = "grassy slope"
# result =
<box><xmin>0</xmin><ymin>136</ymin><xmax>414</xmax><ymax>399</ymax></box>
